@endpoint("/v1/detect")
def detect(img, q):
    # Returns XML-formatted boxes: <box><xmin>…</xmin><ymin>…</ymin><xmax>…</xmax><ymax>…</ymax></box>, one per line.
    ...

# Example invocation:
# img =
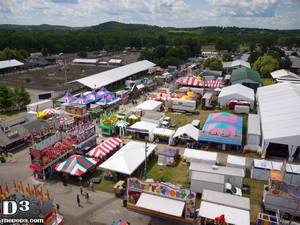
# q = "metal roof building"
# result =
<box><xmin>73</xmin><ymin>60</ymin><xmax>155</xmax><ymax>89</ymax></box>
<box><xmin>0</xmin><ymin>59</ymin><xmax>24</xmax><ymax>70</ymax></box>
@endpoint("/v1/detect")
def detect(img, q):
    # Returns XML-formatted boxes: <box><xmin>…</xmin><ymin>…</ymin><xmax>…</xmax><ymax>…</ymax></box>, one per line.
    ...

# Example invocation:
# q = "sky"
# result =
<box><xmin>0</xmin><ymin>0</ymin><xmax>300</xmax><ymax>29</ymax></box>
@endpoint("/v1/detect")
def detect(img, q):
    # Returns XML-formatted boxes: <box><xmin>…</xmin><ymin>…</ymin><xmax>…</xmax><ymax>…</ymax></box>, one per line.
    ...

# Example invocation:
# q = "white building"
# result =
<box><xmin>72</xmin><ymin>58</ymin><xmax>98</xmax><ymax>65</ymax></box>
<box><xmin>222</xmin><ymin>59</ymin><xmax>251</xmax><ymax>73</ymax></box>
<box><xmin>218</xmin><ymin>84</ymin><xmax>255</xmax><ymax>108</ymax></box>
<box><xmin>246</xmin><ymin>114</ymin><xmax>261</xmax><ymax>151</ymax></box>
<box><xmin>257</xmin><ymin>83</ymin><xmax>300</xmax><ymax>161</ymax></box>
<box><xmin>270</xmin><ymin>69</ymin><xmax>300</xmax><ymax>84</ymax></box>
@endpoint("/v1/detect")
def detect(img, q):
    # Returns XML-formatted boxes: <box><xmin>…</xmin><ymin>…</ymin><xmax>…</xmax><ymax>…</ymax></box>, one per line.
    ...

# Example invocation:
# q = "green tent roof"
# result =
<box><xmin>231</xmin><ymin>67</ymin><xmax>261</xmax><ymax>83</ymax></box>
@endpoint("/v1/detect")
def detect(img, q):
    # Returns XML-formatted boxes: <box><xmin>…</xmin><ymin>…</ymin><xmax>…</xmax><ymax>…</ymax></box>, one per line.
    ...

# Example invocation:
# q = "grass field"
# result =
<box><xmin>94</xmin><ymin>179</ymin><xmax>115</xmax><ymax>193</ymax></box>
<box><xmin>147</xmin><ymin>158</ymin><xmax>190</xmax><ymax>188</ymax></box>
<box><xmin>262</xmin><ymin>78</ymin><xmax>274</xmax><ymax>86</ymax></box>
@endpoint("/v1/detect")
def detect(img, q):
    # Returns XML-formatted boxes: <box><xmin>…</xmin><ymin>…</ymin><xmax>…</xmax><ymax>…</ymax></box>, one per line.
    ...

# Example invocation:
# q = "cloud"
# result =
<box><xmin>207</xmin><ymin>0</ymin><xmax>280</xmax><ymax>17</ymax></box>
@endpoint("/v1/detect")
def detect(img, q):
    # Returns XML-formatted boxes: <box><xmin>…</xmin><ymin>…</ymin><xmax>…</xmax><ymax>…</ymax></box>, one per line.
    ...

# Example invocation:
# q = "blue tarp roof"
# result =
<box><xmin>199</xmin><ymin>112</ymin><xmax>243</xmax><ymax>146</ymax></box>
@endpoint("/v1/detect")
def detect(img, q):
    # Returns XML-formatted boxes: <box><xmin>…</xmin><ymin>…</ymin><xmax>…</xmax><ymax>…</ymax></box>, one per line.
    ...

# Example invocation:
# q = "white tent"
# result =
<box><xmin>198</xmin><ymin>201</ymin><xmax>250</xmax><ymax>225</ymax></box>
<box><xmin>136</xmin><ymin>193</ymin><xmax>185</xmax><ymax>217</ymax></box>
<box><xmin>222</xmin><ymin>60</ymin><xmax>251</xmax><ymax>70</ymax></box>
<box><xmin>136</xmin><ymin>100</ymin><xmax>162</xmax><ymax>111</ymax></box>
<box><xmin>218</xmin><ymin>84</ymin><xmax>255</xmax><ymax>108</ymax></box>
<box><xmin>150</xmin><ymin>127</ymin><xmax>175</xmax><ymax>145</ymax></box>
<box><xmin>183</xmin><ymin>148</ymin><xmax>217</xmax><ymax>164</ymax></box>
<box><xmin>72</xmin><ymin>58</ymin><xmax>98</xmax><ymax>64</ymax></box>
<box><xmin>270</xmin><ymin>69</ymin><xmax>300</xmax><ymax>84</ymax></box>
<box><xmin>99</xmin><ymin>141</ymin><xmax>157</xmax><ymax>175</ymax></box>
<box><xmin>257</xmin><ymin>83</ymin><xmax>300</xmax><ymax>161</ymax></box>
<box><xmin>227</xmin><ymin>155</ymin><xmax>246</xmax><ymax>172</ymax></box>
<box><xmin>173</xmin><ymin>124</ymin><xmax>199</xmax><ymax>141</ymax></box>
<box><xmin>127</xmin><ymin>121</ymin><xmax>158</xmax><ymax>134</ymax></box>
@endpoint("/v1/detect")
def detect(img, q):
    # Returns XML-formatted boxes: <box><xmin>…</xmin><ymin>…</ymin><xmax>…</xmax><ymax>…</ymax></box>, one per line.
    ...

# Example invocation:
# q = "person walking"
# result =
<box><xmin>56</xmin><ymin>203</ymin><xmax>60</xmax><ymax>213</ymax></box>
<box><xmin>86</xmin><ymin>192</ymin><xmax>89</xmax><ymax>203</ymax></box>
<box><xmin>77</xmin><ymin>194</ymin><xmax>81</xmax><ymax>207</ymax></box>
<box><xmin>80</xmin><ymin>186</ymin><xmax>83</xmax><ymax>195</ymax></box>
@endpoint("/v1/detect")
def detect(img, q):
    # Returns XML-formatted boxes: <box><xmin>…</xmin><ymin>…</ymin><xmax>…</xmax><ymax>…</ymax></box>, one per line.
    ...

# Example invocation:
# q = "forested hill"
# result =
<box><xmin>0</xmin><ymin>21</ymin><xmax>299</xmax><ymax>55</ymax></box>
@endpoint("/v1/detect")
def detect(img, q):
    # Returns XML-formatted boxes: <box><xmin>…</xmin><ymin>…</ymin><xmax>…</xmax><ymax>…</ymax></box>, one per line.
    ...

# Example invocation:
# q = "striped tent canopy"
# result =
<box><xmin>86</xmin><ymin>137</ymin><xmax>123</xmax><ymax>158</ymax></box>
<box><xmin>55</xmin><ymin>155</ymin><xmax>99</xmax><ymax>176</ymax></box>
<box><xmin>42</xmin><ymin>108</ymin><xmax>57</xmax><ymax>116</ymax></box>
<box><xmin>176</xmin><ymin>76</ymin><xmax>224</xmax><ymax>88</ymax></box>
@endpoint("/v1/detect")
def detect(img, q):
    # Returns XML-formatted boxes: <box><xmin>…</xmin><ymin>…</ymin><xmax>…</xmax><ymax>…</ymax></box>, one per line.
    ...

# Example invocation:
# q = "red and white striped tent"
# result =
<box><xmin>176</xmin><ymin>76</ymin><xmax>224</xmax><ymax>88</ymax></box>
<box><xmin>42</xmin><ymin>108</ymin><xmax>57</xmax><ymax>116</ymax></box>
<box><xmin>86</xmin><ymin>137</ymin><xmax>123</xmax><ymax>158</ymax></box>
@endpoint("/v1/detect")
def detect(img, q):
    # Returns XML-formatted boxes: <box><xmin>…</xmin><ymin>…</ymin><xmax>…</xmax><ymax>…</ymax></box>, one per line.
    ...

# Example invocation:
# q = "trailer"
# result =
<box><xmin>165</xmin><ymin>99</ymin><xmax>196</xmax><ymax>112</ymax></box>
<box><xmin>190</xmin><ymin>171</ymin><xmax>225</xmax><ymax>194</ymax></box>
<box><xmin>26</xmin><ymin>99</ymin><xmax>53</xmax><ymax>112</ymax></box>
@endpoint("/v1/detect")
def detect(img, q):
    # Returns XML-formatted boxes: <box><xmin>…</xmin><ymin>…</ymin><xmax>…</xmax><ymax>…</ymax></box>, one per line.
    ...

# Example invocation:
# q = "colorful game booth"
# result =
<box><xmin>199</xmin><ymin>112</ymin><xmax>243</xmax><ymax>150</ymax></box>
<box><xmin>176</xmin><ymin>76</ymin><xmax>224</xmax><ymax>89</ymax></box>
<box><xmin>29</xmin><ymin>132</ymin><xmax>75</xmax><ymax>180</ymax></box>
<box><xmin>127</xmin><ymin>178</ymin><xmax>196</xmax><ymax>224</ymax></box>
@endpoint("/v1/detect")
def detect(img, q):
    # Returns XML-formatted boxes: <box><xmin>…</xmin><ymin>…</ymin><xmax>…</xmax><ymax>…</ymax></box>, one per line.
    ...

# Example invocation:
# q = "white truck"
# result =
<box><xmin>26</xmin><ymin>99</ymin><xmax>53</xmax><ymax>112</ymax></box>
<box><xmin>190</xmin><ymin>171</ymin><xmax>242</xmax><ymax>196</ymax></box>
<box><xmin>166</xmin><ymin>99</ymin><xmax>196</xmax><ymax>112</ymax></box>
<box><xmin>263</xmin><ymin>185</ymin><xmax>300</xmax><ymax>217</ymax></box>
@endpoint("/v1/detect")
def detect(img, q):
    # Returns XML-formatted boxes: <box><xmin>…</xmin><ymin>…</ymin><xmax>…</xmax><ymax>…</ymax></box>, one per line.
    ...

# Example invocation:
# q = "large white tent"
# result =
<box><xmin>73</xmin><ymin>60</ymin><xmax>155</xmax><ymax>89</ymax></box>
<box><xmin>0</xmin><ymin>59</ymin><xmax>24</xmax><ymax>70</ymax></box>
<box><xmin>222</xmin><ymin>59</ymin><xmax>250</xmax><ymax>71</ymax></box>
<box><xmin>99</xmin><ymin>141</ymin><xmax>157</xmax><ymax>175</ymax></box>
<box><xmin>257</xmin><ymin>83</ymin><xmax>300</xmax><ymax>161</ymax></box>
<box><xmin>218</xmin><ymin>84</ymin><xmax>255</xmax><ymax>108</ymax></box>
<box><xmin>173</xmin><ymin>124</ymin><xmax>199</xmax><ymax>141</ymax></box>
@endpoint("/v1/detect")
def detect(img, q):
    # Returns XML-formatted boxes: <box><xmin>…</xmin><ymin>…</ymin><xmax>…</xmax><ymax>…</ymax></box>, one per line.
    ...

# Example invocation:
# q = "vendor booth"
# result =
<box><xmin>199</xmin><ymin>112</ymin><xmax>243</xmax><ymax>150</ymax></box>
<box><xmin>176</xmin><ymin>76</ymin><xmax>224</xmax><ymax>89</ymax></box>
<box><xmin>99</xmin><ymin>141</ymin><xmax>157</xmax><ymax>175</ymax></box>
<box><xmin>157</xmin><ymin>148</ymin><xmax>179</xmax><ymax>166</ymax></box>
<box><xmin>173</xmin><ymin>124</ymin><xmax>199</xmax><ymax>142</ymax></box>
<box><xmin>127</xmin><ymin>121</ymin><xmax>158</xmax><ymax>140</ymax></box>
<box><xmin>29</xmin><ymin>133</ymin><xmax>75</xmax><ymax>180</ymax></box>
<box><xmin>127</xmin><ymin>177</ymin><xmax>196</xmax><ymax>224</ymax></box>
<box><xmin>149</xmin><ymin>127</ymin><xmax>175</xmax><ymax>145</ymax></box>
<box><xmin>251</xmin><ymin>159</ymin><xmax>282</xmax><ymax>181</ymax></box>
<box><xmin>183</xmin><ymin>148</ymin><xmax>218</xmax><ymax>164</ymax></box>
<box><xmin>135</xmin><ymin>100</ymin><xmax>162</xmax><ymax>112</ymax></box>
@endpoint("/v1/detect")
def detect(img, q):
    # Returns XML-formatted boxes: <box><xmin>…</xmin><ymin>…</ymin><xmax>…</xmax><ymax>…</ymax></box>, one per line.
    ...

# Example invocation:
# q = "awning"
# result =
<box><xmin>136</xmin><ymin>193</ymin><xmax>185</xmax><ymax>217</ymax></box>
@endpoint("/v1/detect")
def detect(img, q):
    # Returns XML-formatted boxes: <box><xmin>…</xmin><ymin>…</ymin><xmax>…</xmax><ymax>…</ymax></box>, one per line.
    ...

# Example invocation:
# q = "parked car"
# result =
<box><xmin>225</xmin><ymin>182</ymin><xmax>242</xmax><ymax>196</ymax></box>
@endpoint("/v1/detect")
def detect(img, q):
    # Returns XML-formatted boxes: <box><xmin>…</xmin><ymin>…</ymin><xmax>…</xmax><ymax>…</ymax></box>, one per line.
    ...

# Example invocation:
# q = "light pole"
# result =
<box><xmin>144</xmin><ymin>134</ymin><xmax>149</xmax><ymax>179</ymax></box>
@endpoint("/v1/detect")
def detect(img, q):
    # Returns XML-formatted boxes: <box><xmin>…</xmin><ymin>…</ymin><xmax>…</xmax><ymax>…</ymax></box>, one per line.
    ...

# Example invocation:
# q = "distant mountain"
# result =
<box><xmin>88</xmin><ymin>21</ymin><xmax>164</xmax><ymax>33</ymax></box>
<box><xmin>0</xmin><ymin>24</ymin><xmax>79</xmax><ymax>31</ymax></box>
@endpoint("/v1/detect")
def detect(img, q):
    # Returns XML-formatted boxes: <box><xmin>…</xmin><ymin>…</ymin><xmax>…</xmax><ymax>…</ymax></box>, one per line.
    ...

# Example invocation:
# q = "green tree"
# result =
<box><xmin>248</xmin><ymin>51</ymin><xmax>262</xmax><ymax>64</ymax></box>
<box><xmin>253</xmin><ymin>55</ymin><xmax>279</xmax><ymax>77</ymax></box>
<box><xmin>0</xmin><ymin>85</ymin><xmax>14</xmax><ymax>111</ymax></box>
<box><xmin>279</xmin><ymin>56</ymin><xmax>292</xmax><ymax>69</ymax></box>
<box><xmin>249</xmin><ymin>42</ymin><xmax>256</xmax><ymax>52</ymax></box>
<box><xmin>14</xmin><ymin>85</ymin><xmax>31</xmax><ymax>110</ymax></box>
<box><xmin>222</xmin><ymin>53</ymin><xmax>233</xmax><ymax>62</ymax></box>
<box><xmin>203</xmin><ymin>57</ymin><xmax>222</xmax><ymax>70</ymax></box>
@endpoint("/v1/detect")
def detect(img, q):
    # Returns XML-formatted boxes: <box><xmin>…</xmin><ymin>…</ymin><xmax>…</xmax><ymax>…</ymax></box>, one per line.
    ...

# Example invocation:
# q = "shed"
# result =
<box><xmin>157</xmin><ymin>148</ymin><xmax>179</xmax><ymax>166</ymax></box>
<box><xmin>190</xmin><ymin>162</ymin><xmax>244</xmax><ymax>188</ymax></box>
<box><xmin>218</xmin><ymin>84</ymin><xmax>255</xmax><ymax>108</ymax></box>
<box><xmin>226</xmin><ymin>155</ymin><xmax>246</xmax><ymax>172</ymax></box>
<box><xmin>173</xmin><ymin>124</ymin><xmax>199</xmax><ymax>141</ymax></box>
<box><xmin>285</xmin><ymin>164</ymin><xmax>300</xmax><ymax>186</ymax></box>
<box><xmin>202</xmin><ymin>189</ymin><xmax>250</xmax><ymax>211</ymax></box>
<box><xmin>136</xmin><ymin>100</ymin><xmax>162</xmax><ymax>112</ymax></box>
<box><xmin>246</xmin><ymin>114</ymin><xmax>261</xmax><ymax>150</ymax></box>
<box><xmin>183</xmin><ymin>148</ymin><xmax>217</xmax><ymax>164</ymax></box>
<box><xmin>190</xmin><ymin>171</ymin><xmax>225</xmax><ymax>194</ymax></box>
<box><xmin>231</xmin><ymin>67</ymin><xmax>261</xmax><ymax>91</ymax></box>
<box><xmin>251</xmin><ymin>159</ymin><xmax>282</xmax><ymax>181</ymax></box>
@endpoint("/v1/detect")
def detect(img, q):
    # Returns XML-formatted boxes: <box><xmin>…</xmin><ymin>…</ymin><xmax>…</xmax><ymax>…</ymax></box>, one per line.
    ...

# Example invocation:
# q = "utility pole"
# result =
<box><xmin>144</xmin><ymin>134</ymin><xmax>148</xmax><ymax>179</ymax></box>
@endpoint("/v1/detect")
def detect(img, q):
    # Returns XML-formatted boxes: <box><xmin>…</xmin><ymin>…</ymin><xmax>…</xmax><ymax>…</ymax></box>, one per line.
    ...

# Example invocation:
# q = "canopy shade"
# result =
<box><xmin>173</xmin><ymin>124</ymin><xmax>199</xmax><ymax>141</ymax></box>
<box><xmin>99</xmin><ymin>141</ymin><xmax>157</xmax><ymax>175</ymax></box>
<box><xmin>55</xmin><ymin>155</ymin><xmax>98</xmax><ymax>176</ymax></box>
<box><xmin>86</xmin><ymin>137</ymin><xmax>122</xmax><ymax>158</ymax></box>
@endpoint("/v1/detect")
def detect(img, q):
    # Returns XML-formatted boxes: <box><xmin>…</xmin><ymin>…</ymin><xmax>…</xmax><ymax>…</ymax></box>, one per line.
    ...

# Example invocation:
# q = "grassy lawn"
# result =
<box><xmin>262</xmin><ymin>78</ymin><xmax>273</xmax><ymax>86</ymax></box>
<box><xmin>94</xmin><ymin>179</ymin><xmax>115</xmax><ymax>193</ymax></box>
<box><xmin>243</xmin><ymin>177</ymin><xmax>267</xmax><ymax>223</ymax></box>
<box><xmin>146</xmin><ymin>158</ymin><xmax>190</xmax><ymax>188</ymax></box>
